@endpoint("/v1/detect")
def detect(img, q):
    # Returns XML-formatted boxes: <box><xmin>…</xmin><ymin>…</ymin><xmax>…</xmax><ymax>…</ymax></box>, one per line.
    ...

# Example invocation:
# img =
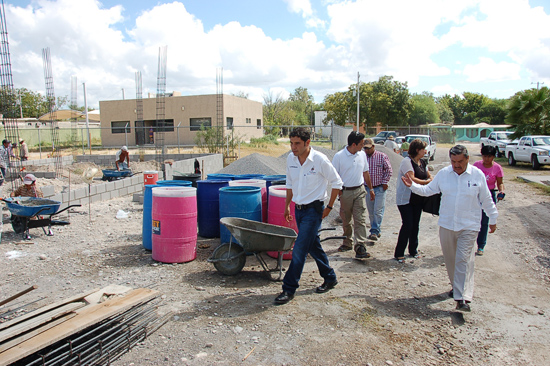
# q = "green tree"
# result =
<box><xmin>367</xmin><ymin>76</ymin><xmax>411</xmax><ymax>126</ymax></box>
<box><xmin>323</xmin><ymin>90</ymin><xmax>352</xmax><ymax>126</ymax></box>
<box><xmin>288</xmin><ymin>87</ymin><xmax>315</xmax><ymax>125</ymax></box>
<box><xmin>475</xmin><ymin>99</ymin><xmax>507</xmax><ymax>125</ymax></box>
<box><xmin>231</xmin><ymin>91</ymin><xmax>249</xmax><ymax>99</ymax></box>
<box><xmin>408</xmin><ymin>93</ymin><xmax>439</xmax><ymax>126</ymax></box>
<box><xmin>505</xmin><ymin>87</ymin><xmax>550</xmax><ymax>137</ymax></box>
<box><xmin>436</xmin><ymin>102</ymin><xmax>454</xmax><ymax>123</ymax></box>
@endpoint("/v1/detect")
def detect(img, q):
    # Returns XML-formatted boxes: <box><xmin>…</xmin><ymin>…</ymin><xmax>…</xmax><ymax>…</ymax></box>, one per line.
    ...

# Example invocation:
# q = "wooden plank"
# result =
<box><xmin>0</xmin><ymin>288</ymin><xmax>98</xmax><ymax>332</ymax></box>
<box><xmin>0</xmin><ymin>313</ymin><xmax>76</xmax><ymax>353</ymax></box>
<box><xmin>0</xmin><ymin>286</ymin><xmax>37</xmax><ymax>307</ymax></box>
<box><xmin>0</xmin><ymin>302</ymin><xmax>84</xmax><ymax>343</ymax></box>
<box><xmin>0</xmin><ymin>288</ymin><xmax>159</xmax><ymax>366</ymax></box>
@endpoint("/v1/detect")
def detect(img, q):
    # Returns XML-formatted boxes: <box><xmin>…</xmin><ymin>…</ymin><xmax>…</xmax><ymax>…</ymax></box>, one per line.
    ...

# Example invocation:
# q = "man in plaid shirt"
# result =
<box><xmin>363</xmin><ymin>138</ymin><xmax>393</xmax><ymax>241</ymax></box>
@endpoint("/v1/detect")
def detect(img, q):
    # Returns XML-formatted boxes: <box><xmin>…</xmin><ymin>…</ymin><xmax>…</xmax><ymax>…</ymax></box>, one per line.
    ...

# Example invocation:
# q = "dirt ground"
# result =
<box><xmin>1</xmin><ymin>144</ymin><xmax>550</xmax><ymax>365</ymax></box>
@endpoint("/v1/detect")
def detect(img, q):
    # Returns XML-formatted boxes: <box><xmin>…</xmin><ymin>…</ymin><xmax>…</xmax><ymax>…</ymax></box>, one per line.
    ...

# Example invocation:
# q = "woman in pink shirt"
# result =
<box><xmin>473</xmin><ymin>145</ymin><xmax>505</xmax><ymax>255</ymax></box>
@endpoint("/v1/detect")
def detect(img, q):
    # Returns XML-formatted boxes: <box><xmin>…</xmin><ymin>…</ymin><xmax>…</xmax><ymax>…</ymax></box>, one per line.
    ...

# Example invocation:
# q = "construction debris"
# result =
<box><xmin>0</xmin><ymin>286</ymin><xmax>169</xmax><ymax>366</ymax></box>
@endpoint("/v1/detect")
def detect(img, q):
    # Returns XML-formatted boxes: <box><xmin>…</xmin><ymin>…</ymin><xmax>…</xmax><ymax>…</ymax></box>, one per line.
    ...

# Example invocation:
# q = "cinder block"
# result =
<box><xmin>41</xmin><ymin>185</ymin><xmax>56</xmax><ymax>197</ymax></box>
<box><xmin>139</xmin><ymin>195</ymin><xmax>144</xmax><ymax>204</ymax></box>
<box><xmin>74</xmin><ymin>187</ymin><xmax>87</xmax><ymax>200</ymax></box>
<box><xmin>122</xmin><ymin>178</ymin><xmax>132</xmax><ymax>187</ymax></box>
<box><xmin>114</xmin><ymin>180</ymin><xmax>124</xmax><ymax>189</ymax></box>
<box><xmin>133</xmin><ymin>192</ymin><xmax>143</xmax><ymax>203</ymax></box>
<box><xmin>96</xmin><ymin>184</ymin><xmax>106</xmax><ymax>194</ymax></box>
<box><xmin>101</xmin><ymin>192</ymin><xmax>111</xmax><ymax>201</ymax></box>
<box><xmin>105</xmin><ymin>181</ymin><xmax>115</xmax><ymax>191</ymax></box>
<box><xmin>90</xmin><ymin>194</ymin><xmax>101</xmax><ymax>203</ymax></box>
<box><xmin>51</xmin><ymin>193</ymin><xmax>63</xmax><ymax>202</ymax></box>
<box><xmin>89</xmin><ymin>185</ymin><xmax>97</xmax><ymax>196</ymax></box>
<box><xmin>111</xmin><ymin>190</ymin><xmax>120</xmax><ymax>198</ymax></box>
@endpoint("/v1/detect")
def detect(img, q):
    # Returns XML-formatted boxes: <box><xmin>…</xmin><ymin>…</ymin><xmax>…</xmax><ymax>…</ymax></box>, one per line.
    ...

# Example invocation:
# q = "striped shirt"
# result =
<box><xmin>364</xmin><ymin>150</ymin><xmax>392</xmax><ymax>187</ymax></box>
<box><xmin>12</xmin><ymin>185</ymin><xmax>44</xmax><ymax>198</ymax></box>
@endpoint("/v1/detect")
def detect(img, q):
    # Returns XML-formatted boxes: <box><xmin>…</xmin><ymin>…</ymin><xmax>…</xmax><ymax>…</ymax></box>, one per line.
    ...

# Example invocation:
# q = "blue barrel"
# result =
<box><xmin>235</xmin><ymin>174</ymin><xmax>265</xmax><ymax>180</ymax></box>
<box><xmin>262</xmin><ymin>175</ymin><xmax>286</xmax><ymax>190</ymax></box>
<box><xmin>207</xmin><ymin>173</ymin><xmax>236</xmax><ymax>180</ymax></box>
<box><xmin>142</xmin><ymin>184</ymin><xmax>159</xmax><ymax>250</ymax></box>
<box><xmin>219</xmin><ymin>186</ymin><xmax>262</xmax><ymax>244</ymax></box>
<box><xmin>156</xmin><ymin>180</ymin><xmax>192</xmax><ymax>187</ymax></box>
<box><xmin>197</xmin><ymin>179</ymin><xmax>230</xmax><ymax>238</ymax></box>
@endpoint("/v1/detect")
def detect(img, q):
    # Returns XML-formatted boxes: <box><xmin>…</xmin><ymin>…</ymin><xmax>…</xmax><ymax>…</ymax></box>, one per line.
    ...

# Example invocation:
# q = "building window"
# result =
<box><xmin>246</xmin><ymin>118</ymin><xmax>251</xmax><ymax>124</ymax></box>
<box><xmin>190</xmin><ymin>117</ymin><xmax>212</xmax><ymax>131</ymax></box>
<box><xmin>257</xmin><ymin>119</ymin><xmax>261</xmax><ymax>129</ymax></box>
<box><xmin>227</xmin><ymin>117</ymin><xmax>234</xmax><ymax>130</ymax></box>
<box><xmin>111</xmin><ymin>121</ymin><xmax>131</xmax><ymax>134</ymax></box>
<box><xmin>156</xmin><ymin>119</ymin><xmax>175</xmax><ymax>132</ymax></box>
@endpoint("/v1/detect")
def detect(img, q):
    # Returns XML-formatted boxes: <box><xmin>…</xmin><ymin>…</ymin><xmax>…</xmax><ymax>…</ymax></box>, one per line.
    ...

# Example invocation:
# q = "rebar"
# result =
<box><xmin>155</xmin><ymin>46</ymin><xmax>167</xmax><ymax>173</ymax></box>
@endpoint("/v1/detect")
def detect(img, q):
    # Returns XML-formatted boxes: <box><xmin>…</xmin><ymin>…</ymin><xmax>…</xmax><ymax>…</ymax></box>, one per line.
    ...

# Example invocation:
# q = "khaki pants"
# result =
<box><xmin>339</xmin><ymin>187</ymin><xmax>367</xmax><ymax>249</ymax></box>
<box><xmin>439</xmin><ymin>227</ymin><xmax>478</xmax><ymax>302</ymax></box>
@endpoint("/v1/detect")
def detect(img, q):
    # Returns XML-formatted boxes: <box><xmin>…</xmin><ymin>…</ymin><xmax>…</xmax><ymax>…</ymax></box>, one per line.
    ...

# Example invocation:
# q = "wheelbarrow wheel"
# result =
<box><xmin>11</xmin><ymin>215</ymin><xmax>26</xmax><ymax>234</ymax></box>
<box><xmin>212</xmin><ymin>243</ymin><xmax>246</xmax><ymax>276</ymax></box>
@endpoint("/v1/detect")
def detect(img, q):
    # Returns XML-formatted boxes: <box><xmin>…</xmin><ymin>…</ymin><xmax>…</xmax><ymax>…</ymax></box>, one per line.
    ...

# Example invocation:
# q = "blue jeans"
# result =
<box><xmin>0</xmin><ymin>167</ymin><xmax>5</xmax><ymax>186</ymax></box>
<box><xmin>282</xmin><ymin>205</ymin><xmax>337</xmax><ymax>294</ymax></box>
<box><xmin>477</xmin><ymin>190</ymin><xmax>497</xmax><ymax>250</ymax></box>
<box><xmin>366</xmin><ymin>185</ymin><xmax>387</xmax><ymax>236</ymax></box>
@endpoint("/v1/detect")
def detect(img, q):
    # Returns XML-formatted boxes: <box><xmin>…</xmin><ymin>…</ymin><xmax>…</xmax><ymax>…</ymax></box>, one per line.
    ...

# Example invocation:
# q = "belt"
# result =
<box><xmin>372</xmin><ymin>184</ymin><xmax>383</xmax><ymax>188</ymax></box>
<box><xmin>295</xmin><ymin>200</ymin><xmax>322</xmax><ymax>210</ymax></box>
<box><xmin>342</xmin><ymin>185</ymin><xmax>362</xmax><ymax>191</ymax></box>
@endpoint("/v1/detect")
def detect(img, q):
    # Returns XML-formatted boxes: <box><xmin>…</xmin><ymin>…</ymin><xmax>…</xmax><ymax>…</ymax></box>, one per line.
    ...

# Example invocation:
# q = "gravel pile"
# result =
<box><xmin>217</xmin><ymin>145</ymin><xmax>402</xmax><ymax>176</ymax></box>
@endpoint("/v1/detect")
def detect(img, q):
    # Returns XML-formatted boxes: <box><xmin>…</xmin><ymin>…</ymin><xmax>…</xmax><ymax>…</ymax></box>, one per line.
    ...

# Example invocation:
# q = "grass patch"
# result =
<box><xmin>248</xmin><ymin>135</ymin><xmax>279</xmax><ymax>148</ymax></box>
<box><xmin>514</xmin><ymin>177</ymin><xmax>550</xmax><ymax>195</ymax></box>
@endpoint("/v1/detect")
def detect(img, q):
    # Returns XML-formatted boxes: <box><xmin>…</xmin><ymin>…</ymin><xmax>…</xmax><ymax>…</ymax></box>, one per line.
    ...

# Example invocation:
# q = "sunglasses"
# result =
<box><xmin>363</xmin><ymin>146</ymin><xmax>374</xmax><ymax>150</ymax></box>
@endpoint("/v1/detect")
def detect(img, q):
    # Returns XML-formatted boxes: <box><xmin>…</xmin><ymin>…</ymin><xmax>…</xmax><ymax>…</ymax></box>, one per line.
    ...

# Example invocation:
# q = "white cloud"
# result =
<box><xmin>463</xmin><ymin>57</ymin><xmax>521</xmax><ymax>82</ymax></box>
<box><xmin>283</xmin><ymin>0</ymin><xmax>313</xmax><ymax>18</ymax></box>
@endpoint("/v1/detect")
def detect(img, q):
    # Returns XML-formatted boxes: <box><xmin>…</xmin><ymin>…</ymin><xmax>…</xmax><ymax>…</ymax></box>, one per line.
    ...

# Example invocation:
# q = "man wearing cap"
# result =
<box><xmin>115</xmin><ymin>146</ymin><xmax>130</xmax><ymax>171</ymax></box>
<box><xmin>0</xmin><ymin>139</ymin><xmax>11</xmax><ymax>186</ymax></box>
<box><xmin>332</xmin><ymin>131</ymin><xmax>375</xmax><ymax>258</ymax></box>
<box><xmin>363</xmin><ymin>138</ymin><xmax>393</xmax><ymax>241</ymax></box>
<box><xmin>19</xmin><ymin>139</ymin><xmax>29</xmax><ymax>161</ymax></box>
<box><xmin>384</xmin><ymin>135</ymin><xmax>399</xmax><ymax>154</ymax></box>
<box><xmin>10</xmin><ymin>174</ymin><xmax>43</xmax><ymax>198</ymax></box>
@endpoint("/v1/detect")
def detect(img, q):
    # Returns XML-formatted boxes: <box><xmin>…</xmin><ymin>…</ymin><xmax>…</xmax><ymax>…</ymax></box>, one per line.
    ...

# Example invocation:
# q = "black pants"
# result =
<box><xmin>395</xmin><ymin>203</ymin><xmax>423</xmax><ymax>258</ymax></box>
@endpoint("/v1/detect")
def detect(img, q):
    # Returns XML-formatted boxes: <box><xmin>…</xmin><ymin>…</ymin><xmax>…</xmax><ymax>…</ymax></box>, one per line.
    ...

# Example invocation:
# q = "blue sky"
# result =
<box><xmin>5</xmin><ymin>0</ymin><xmax>550</xmax><ymax>109</ymax></box>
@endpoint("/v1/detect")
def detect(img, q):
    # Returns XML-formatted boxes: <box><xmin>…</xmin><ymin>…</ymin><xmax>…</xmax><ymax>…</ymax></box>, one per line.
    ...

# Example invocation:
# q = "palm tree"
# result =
<box><xmin>506</xmin><ymin>87</ymin><xmax>550</xmax><ymax>138</ymax></box>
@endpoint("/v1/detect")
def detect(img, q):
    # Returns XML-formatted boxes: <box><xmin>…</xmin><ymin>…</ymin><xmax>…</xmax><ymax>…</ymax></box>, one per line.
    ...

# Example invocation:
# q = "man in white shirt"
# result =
<box><xmin>384</xmin><ymin>135</ymin><xmax>399</xmax><ymax>153</ymax></box>
<box><xmin>274</xmin><ymin>127</ymin><xmax>343</xmax><ymax>305</ymax></box>
<box><xmin>332</xmin><ymin>131</ymin><xmax>375</xmax><ymax>258</ymax></box>
<box><xmin>402</xmin><ymin>145</ymin><xmax>498</xmax><ymax>312</ymax></box>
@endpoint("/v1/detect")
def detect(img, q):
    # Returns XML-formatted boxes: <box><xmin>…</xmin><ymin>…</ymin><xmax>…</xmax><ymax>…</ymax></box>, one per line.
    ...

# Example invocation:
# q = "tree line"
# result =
<box><xmin>263</xmin><ymin>76</ymin><xmax>550</xmax><ymax>137</ymax></box>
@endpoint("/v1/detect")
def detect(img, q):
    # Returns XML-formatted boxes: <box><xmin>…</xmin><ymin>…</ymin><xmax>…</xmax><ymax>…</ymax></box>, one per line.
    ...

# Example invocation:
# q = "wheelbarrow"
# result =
<box><xmin>208</xmin><ymin>217</ymin><xmax>297</xmax><ymax>280</ymax></box>
<box><xmin>3</xmin><ymin>197</ymin><xmax>82</xmax><ymax>240</ymax></box>
<box><xmin>101</xmin><ymin>169</ymin><xmax>137</xmax><ymax>182</ymax></box>
<box><xmin>209</xmin><ymin>217</ymin><xmax>347</xmax><ymax>280</ymax></box>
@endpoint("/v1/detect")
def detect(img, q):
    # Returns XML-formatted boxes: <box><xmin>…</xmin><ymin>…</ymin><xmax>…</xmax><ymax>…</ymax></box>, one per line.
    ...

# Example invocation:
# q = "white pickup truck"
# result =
<box><xmin>505</xmin><ymin>135</ymin><xmax>550</xmax><ymax>170</ymax></box>
<box><xmin>405</xmin><ymin>134</ymin><xmax>437</xmax><ymax>161</ymax></box>
<box><xmin>480</xmin><ymin>131</ymin><xmax>514</xmax><ymax>157</ymax></box>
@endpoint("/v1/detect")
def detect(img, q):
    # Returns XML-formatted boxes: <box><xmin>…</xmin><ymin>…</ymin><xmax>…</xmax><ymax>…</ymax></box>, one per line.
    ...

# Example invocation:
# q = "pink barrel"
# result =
<box><xmin>229</xmin><ymin>179</ymin><xmax>267</xmax><ymax>222</ymax></box>
<box><xmin>151</xmin><ymin>187</ymin><xmax>197</xmax><ymax>263</ymax></box>
<box><xmin>267</xmin><ymin>186</ymin><xmax>297</xmax><ymax>260</ymax></box>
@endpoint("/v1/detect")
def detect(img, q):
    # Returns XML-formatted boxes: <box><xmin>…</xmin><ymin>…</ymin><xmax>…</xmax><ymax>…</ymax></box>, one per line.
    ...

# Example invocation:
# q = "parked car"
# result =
<box><xmin>395</xmin><ymin>136</ymin><xmax>405</xmax><ymax>150</ymax></box>
<box><xmin>372</xmin><ymin>131</ymin><xmax>399</xmax><ymax>144</ymax></box>
<box><xmin>404</xmin><ymin>134</ymin><xmax>437</xmax><ymax>161</ymax></box>
<box><xmin>480</xmin><ymin>131</ymin><xmax>514</xmax><ymax>157</ymax></box>
<box><xmin>505</xmin><ymin>135</ymin><xmax>550</xmax><ymax>170</ymax></box>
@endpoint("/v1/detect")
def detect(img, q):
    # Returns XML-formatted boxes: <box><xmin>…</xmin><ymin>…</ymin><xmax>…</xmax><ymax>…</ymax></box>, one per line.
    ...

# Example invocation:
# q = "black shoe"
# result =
<box><xmin>315</xmin><ymin>280</ymin><xmax>338</xmax><ymax>293</ymax></box>
<box><xmin>355</xmin><ymin>246</ymin><xmax>371</xmax><ymax>259</ymax></box>
<box><xmin>449</xmin><ymin>289</ymin><xmax>454</xmax><ymax>298</ymax></box>
<box><xmin>456</xmin><ymin>300</ymin><xmax>471</xmax><ymax>312</ymax></box>
<box><xmin>274</xmin><ymin>291</ymin><xmax>294</xmax><ymax>305</ymax></box>
<box><xmin>368</xmin><ymin>234</ymin><xmax>378</xmax><ymax>241</ymax></box>
<box><xmin>338</xmin><ymin>244</ymin><xmax>353</xmax><ymax>252</ymax></box>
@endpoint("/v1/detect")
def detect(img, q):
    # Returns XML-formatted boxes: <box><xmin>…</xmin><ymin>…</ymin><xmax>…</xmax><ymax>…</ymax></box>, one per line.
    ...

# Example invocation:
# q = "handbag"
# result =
<box><xmin>423</xmin><ymin>193</ymin><xmax>441</xmax><ymax>215</ymax></box>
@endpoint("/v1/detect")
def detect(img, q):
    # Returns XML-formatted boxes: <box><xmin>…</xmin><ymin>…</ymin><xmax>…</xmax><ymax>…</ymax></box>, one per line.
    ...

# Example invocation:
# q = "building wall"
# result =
<box><xmin>99</xmin><ymin>94</ymin><xmax>263</xmax><ymax>147</ymax></box>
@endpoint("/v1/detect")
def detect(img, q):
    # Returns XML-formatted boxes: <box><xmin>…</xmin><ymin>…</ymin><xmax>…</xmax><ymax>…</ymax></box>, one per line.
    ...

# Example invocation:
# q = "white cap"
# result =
<box><xmin>23</xmin><ymin>174</ymin><xmax>37</xmax><ymax>185</ymax></box>
<box><xmin>121</xmin><ymin>146</ymin><xmax>128</xmax><ymax>151</ymax></box>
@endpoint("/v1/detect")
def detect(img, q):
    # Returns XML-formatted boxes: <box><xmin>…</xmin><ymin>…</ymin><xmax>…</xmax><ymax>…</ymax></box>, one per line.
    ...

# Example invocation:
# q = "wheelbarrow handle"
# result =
<box><xmin>51</xmin><ymin>204</ymin><xmax>82</xmax><ymax>217</ymax></box>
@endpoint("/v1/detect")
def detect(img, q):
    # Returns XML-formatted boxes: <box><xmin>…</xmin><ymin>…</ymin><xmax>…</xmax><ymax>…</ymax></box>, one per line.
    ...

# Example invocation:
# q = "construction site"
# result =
<box><xmin>2</xmin><ymin>2</ymin><xmax>550</xmax><ymax>366</ymax></box>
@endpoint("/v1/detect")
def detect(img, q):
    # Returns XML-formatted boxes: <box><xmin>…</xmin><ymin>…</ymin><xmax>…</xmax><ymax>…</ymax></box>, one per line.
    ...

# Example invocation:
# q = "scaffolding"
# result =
<box><xmin>216</xmin><ymin>67</ymin><xmax>224</xmax><ymax>153</ymax></box>
<box><xmin>70</xmin><ymin>75</ymin><xmax>78</xmax><ymax>143</ymax></box>
<box><xmin>154</xmin><ymin>46</ymin><xmax>167</xmax><ymax>172</ymax></box>
<box><xmin>0</xmin><ymin>0</ymin><xmax>22</xmax><ymax>190</ymax></box>
<box><xmin>135</xmin><ymin>71</ymin><xmax>145</xmax><ymax>159</ymax></box>
<box><xmin>42</xmin><ymin>47</ymin><xmax>62</xmax><ymax>178</ymax></box>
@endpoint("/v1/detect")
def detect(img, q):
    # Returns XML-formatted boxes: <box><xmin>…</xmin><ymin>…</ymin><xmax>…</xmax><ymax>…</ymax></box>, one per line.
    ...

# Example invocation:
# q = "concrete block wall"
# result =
<box><xmin>42</xmin><ymin>174</ymin><xmax>145</xmax><ymax>209</ymax></box>
<box><xmin>21</xmin><ymin>155</ymin><xmax>73</xmax><ymax>168</ymax></box>
<box><xmin>75</xmin><ymin>153</ymin><xmax>216</xmax><ymax>165</ymax></box>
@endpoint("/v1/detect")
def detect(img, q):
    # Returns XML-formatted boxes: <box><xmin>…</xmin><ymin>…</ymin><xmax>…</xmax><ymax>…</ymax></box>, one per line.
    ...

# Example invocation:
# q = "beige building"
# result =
<box><xmin>99</xmin><ymin>94</ymin><xmax>263</xmax><ymax>147</ymax></box>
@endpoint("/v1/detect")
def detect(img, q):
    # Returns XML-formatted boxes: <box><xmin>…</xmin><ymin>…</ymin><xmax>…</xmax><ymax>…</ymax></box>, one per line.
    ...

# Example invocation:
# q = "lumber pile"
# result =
<box><xmin>0</xmin><ymin>285</ymin><xmax>170</xmax><ymax>366</ymax></box>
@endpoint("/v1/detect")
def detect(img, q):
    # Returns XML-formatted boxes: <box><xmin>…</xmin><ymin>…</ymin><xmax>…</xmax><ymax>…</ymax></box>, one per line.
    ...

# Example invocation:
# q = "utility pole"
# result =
<box><xmin>83</xmin><ymin>82</ymin><xmax>91</xmax><ymax>153</ymax></box>
<box><xmin>122</xmin><ymin>88</ymin><xmax>125</xmax><ymax>99</ymax></box>
<box><xmin>356</xmin><ymin>72</ymin><xmax>360</xmax><ymax>132</ymax></box>
<box><xmin>531</xmin><ymin>81</ymin><xmax>545</xmax><ymax>89</ymax></box>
